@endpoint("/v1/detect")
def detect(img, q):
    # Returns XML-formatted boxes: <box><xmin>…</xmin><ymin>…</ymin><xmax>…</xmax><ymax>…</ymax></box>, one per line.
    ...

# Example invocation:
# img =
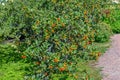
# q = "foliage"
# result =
<box><xmin>0</xmin><ymin>42</ymin><xmax>108</xmax><ymax>80</ymax></box>
<box><xmin>94</xmin><ymin>22</ymin><xmax>112</xmax><ymax>42</ymax></box>
<box><xmin>109</xmin><ymin>9</ymin><xmax>120</xmax><ymax>33</ymax></box>
<box><xmin>0</xmin><ymin>0</ymin><xmax>110</xmax><ymax>79</ymax></box>
<box><xmin>0</xmin><ymin>62</ymin><xmax>28</xmax><ymax>80</ymax></box>
<box><xmin>0</xmin><ymin>43</ymin><xmax>20</xmax><ymax>64</ymax></box>
<box><xmin>103</xmin><ymin>4</ymin><xmax>120</xmax><ymax>33</ymax></box>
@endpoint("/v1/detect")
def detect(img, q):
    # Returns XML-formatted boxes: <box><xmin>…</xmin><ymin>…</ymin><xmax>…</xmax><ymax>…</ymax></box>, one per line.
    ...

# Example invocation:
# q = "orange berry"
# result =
<box><xmin>62</xmin><ymin>23</ymin><xmax>65</xmax><ymax>27</ymax></box>
<box><xmin>83</xmin><ymin>35</ymin><xmax>88</xmax><ymax>40</ymax></box>
<box><xmin>51</xmin><ymin>29</ymin><xmax>55</xmax><ymax>33</ymax></box>
<box><xmin>63</xmin><ymin>63</ymin><xmax>67</xmax><ymax>68</ymax></box>
<box><xmin>70</xmin><ymin>47</ymin><xmax>73</xmax><ymax>50</ymax></box>
<box><xmin>36</xmin><ymin>61</ymin><xmax>40</xmax><ymax>65</ymax></box>
<box><xmin>104</xmin><ymin>9</ymin><xmax>110</xmax><ymax>15</ymax></box>
<box><xmin>53</xmin><ymin>58</ymin><xmax>59</xmax><ymax>63</ymax></box>
<box><xmin>21</xmin><ymin>55</ymin><xmax>26</xmax><ymax>59</ymax></box>
<box><xmin>98</xmin><ymin>52</ymin><xmax>101</xmax><ymax>56</ymax></box>
<box><xmin>57</xmin><ymin>18</ymin><xmax>60</xmax><ymax>21</ymax></box>
<box><xmin>87</xmin><ymin>41</ymin><xmax>91</xmax><ymax>45</ymax></box>
<box><xmin>45</xmin><ymin>30</ymin><xmax>48</xmax><ymax>32</ymax></box>
<box><xmin>49</xmin><ymin>65</ymin><xmax>53</xmax><ymax>69</ymax></box>
<box><xmin>83</xmin><ymin>45</ymin><xmax>87</xmax><ymax>49</ymax></box>
<box><xmin>52</xmin><ymin>23</ymin><xmax>56</xmax><ymax>28</ymax></box>
<box><xmin>75</xmin><ymin>76</ymin><xmax>78</xmax><ymax>79</ymax></box>
<box><xmin>59</xmin><ymin>67</ymin><xmax>65</xmax><ymax>72</ymax></box>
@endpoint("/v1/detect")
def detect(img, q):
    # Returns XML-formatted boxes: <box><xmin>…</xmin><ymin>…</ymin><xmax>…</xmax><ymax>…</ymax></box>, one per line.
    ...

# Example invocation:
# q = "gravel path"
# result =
<box><xmin>97</xmin><ymin>34</ymin><xmax>120</xmax><ymax>80</ymax></box>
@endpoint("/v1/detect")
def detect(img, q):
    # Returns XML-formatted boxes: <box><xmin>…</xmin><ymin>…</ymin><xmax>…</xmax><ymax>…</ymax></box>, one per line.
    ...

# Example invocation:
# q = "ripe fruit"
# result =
<box><xmin>53</xmin><ymin>58</ymin><xmax>59</xmax><ymax>63</ymax></box>
<box><xmin>21</xmin><ymin>55</ymin><xmax>26</xmax><ymax>59</ymax></box>
<box><xmin>62</xmin><ymin>23</ymin><xmax>65</xmax><ymax>27</ymax></box>
<box><xmin>57</xmin><ymin>18</ymin><xmax>60</xmax><ymax>21</ymax></box>
<box><xmin>59</xmin><ymin>67</ymin><xmax>65</xmax><ymax>72</ymax></box>
<box><xmin>52</xmin><ymin>23</ymin><xmax>56</xmax><ymax>28</ymax></box>
<box><xmin>49</xmin><ymin>65</ymin><xmax>53</xmax><ymax>69</ymax></box>
<box><xmin>98</xmin><ymin>52</ymin><xmax>101</xmax><ymax>56</ymax></box>
<box><xmin>36</xmin><ymin>62</ymin><xmax>40</xmax><ymax>65</ymax></box>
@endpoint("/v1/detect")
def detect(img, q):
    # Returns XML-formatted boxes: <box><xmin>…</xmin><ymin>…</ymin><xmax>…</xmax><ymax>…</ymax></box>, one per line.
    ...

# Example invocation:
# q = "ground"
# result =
<box><xmin>97</xmin><ymin>34</ymin><xmax>120</xmax><ymax>80</ymax></box>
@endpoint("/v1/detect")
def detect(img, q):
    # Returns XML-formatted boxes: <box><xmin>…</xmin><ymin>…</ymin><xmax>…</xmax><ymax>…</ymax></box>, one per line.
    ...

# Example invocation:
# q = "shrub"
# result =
<box><xmin>94</xmin><ymin>22</ymin><xmax>112</xmax><ymax>42</ymax></box>
<box><xmin>0</xmin><ymin>0</ymin><xmax>109</xmax><ymax>79</ymax></box>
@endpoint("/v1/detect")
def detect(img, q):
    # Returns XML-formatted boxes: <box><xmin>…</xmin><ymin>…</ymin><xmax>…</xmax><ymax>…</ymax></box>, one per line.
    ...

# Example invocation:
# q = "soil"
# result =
<box><xmin>97</xmin><ymin>34</ymin><xmax>120</xmax><ymax>80</ymax></box>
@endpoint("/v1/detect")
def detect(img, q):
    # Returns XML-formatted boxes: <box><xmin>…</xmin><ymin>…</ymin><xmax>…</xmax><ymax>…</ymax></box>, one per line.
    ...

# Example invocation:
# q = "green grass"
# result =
<box><xmin>92</xmin><ymin>42</ymin><xmax>110</xmax><ymax>53</ymax></box>
<box><xmin>0</xmin><ymin>43</ymin><xmax>29</xmax><ymax>80</ymax></box>
<box><xmin>0</xmin><ymin>61</ymin><xmax>29</xmax><ymax>80</ymax></box>
<box><xmin>76</xmin><ymin>60</ymin><xmax>102</xmax><ymax>80</ymax></box>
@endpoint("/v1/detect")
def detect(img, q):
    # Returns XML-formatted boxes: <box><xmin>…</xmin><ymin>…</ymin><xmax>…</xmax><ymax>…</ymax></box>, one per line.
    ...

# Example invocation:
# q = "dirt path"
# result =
<box><xmin>97</xmin><ymin>34</ymin><xmax>120</xmax><ymax>80</ymax></box>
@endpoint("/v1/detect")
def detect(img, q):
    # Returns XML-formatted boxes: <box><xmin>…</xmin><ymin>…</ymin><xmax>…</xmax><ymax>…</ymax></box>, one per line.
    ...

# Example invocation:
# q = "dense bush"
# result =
<box><xmin>0</xmin><ymin>0</ymin><xmax>110</xmax><ymax>79</ymax></box>
<box><xmin>94</xmin><ymin>22</ymin><xmax>112</xmax><ymax>42</ymax></box>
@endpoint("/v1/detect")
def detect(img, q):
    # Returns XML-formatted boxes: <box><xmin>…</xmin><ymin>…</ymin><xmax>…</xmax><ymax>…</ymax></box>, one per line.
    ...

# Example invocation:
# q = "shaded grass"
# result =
<box><xmin>92</xmin><ymin>42</ymin><xmax>110</xmax><ymax>53</ymax></box>
<box><xmin>0</xmin><ymin>61</ymin><xmax>29</xmax><ymax>80</ymax></box>
<box><xmin>76</xmin><ymin>60</ymin><xmax>102</xmax><ymax>80</ymax></box>
<box><xmin>76</xmin><ymin>42</ymin><xmax>110</xmax><ymax>80</ymax></box>
<box><xmin>52</xmin><ymin>59</ymin><xmax>102</xmax><ymax>80</ymax></box>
